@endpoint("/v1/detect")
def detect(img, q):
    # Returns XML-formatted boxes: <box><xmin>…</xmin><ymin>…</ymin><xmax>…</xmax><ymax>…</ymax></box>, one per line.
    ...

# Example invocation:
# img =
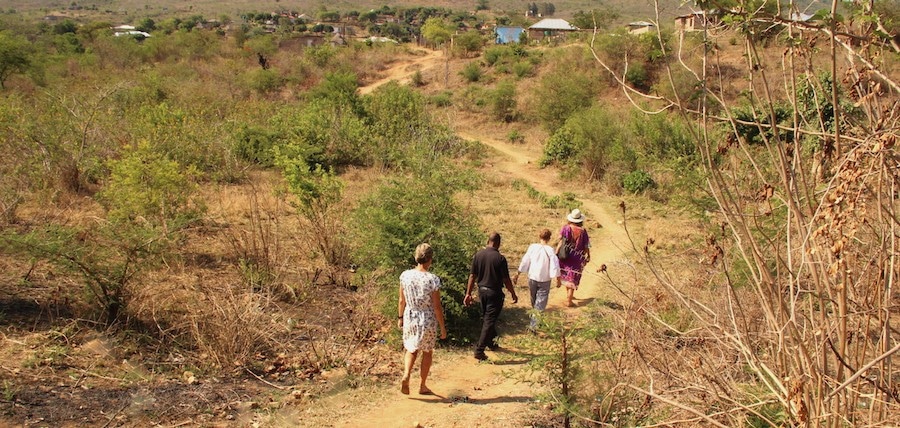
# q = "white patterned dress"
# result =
<box><xmin>400</xmin><ymin>269</ymin><xmax>442</xmax><ymax>353</ymax></box>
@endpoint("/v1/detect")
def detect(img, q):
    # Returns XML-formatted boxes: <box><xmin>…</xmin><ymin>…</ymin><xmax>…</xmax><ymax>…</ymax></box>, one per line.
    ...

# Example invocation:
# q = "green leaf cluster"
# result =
<box><xmin>351</xmin><ymin>162</ymin><xmax>482</xmax><ymax>340</ymax></box>
<box><xmin>97</xmin><ymin>141</ymin><xmax>203</xmax><ymax>232</ymax></box>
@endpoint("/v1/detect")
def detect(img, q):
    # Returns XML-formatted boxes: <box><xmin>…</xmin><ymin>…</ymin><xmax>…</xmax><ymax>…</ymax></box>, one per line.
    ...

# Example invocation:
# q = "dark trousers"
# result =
<box><xmin>476</xmin><ymin>287</ymin><xmax>504</xmax><ymax>353</ymax></box>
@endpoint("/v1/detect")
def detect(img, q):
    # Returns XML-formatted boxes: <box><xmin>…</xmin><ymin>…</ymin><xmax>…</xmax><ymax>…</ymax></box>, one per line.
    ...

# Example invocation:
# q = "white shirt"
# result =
<box><xmin>517</xmin><ymin>243</ymin><xmax>560</xmax><ymax>282</ymax></box>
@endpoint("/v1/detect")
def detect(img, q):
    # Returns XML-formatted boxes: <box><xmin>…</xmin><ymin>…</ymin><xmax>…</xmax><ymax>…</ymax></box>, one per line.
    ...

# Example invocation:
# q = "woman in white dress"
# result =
<box><xmin>397</xmin><ymin>243</ymin><xmax>447</xmax><ymax>395</ymax></box>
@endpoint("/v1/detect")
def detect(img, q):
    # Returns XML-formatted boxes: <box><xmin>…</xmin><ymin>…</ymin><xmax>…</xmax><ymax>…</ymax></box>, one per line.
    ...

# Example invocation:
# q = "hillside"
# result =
<box><xmin>2</xmin><ymin>0</ymin><xmax>834</xmax><ymax>29</ymax></box>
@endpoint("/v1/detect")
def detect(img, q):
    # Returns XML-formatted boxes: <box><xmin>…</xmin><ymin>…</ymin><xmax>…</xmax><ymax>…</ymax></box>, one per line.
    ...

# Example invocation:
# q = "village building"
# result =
<box><xmin>674</xmin><ymin>11</ymin><xmax>719</xmax><ymax>32</ymax></box>
<box><xmin>528</xmin><ymin>18</ymin><xmax>578</xmax><ymax>42</ymax></box>
<box><xmin>627</xmin><ymin>21</ymin><xmax>655</xmax><ymax>35</ymax></box>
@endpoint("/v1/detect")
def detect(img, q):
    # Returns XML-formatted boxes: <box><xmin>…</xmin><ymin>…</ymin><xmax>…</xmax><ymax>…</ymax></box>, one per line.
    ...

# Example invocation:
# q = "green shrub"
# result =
<box><xmin>511</xmin><ymin>61</ymin><xmax>534</xmax><ymax>78</ymax></box>
<box><xmin>507</xmin><ymin>129</ymin><xmax>524</xmax><ymax>144</ymax></box>
<box><xmin>283</xmin><ymin>98</ymin><xmax>366</xmax><ymax>168</ymax></box>
<box><xmin>306</xmin><ymin>44</ymin><xmax>337</xmax><ymax>67</ymax></box>
<box><xmin>540</xmin><ymin>106</ymin><xmax>634</xmax><ymax>183</ymax></box>
<box><xmin>624</xmin><ymin>62</ymin><xmax>649</xmax><ymax>91</ymax></box>
<box><xmin>233</xmin><ymin>125</ymin><xmax>278</xmax><ymax>167</ymax></box>
<box><xmin>98</xmin><ymin>141</ymin><xmax>203</xmax><ymax>231</ymax></box>
<box><xmin>242</xmin><ymin>68</ymin><xmax>283</xmax><ymax>94</ymax></box>
<box><xmin>275</xmin><ymin>153</ymin><xmax>348</xmax><ymax>268</ymax></box>
<box><xmin>365</xmin><ymin>82</ymin><xmax>434</xmax><ymax>168</ymax></box>
<box><xmin>0</xmin><ymin>31</ymin><xmax>33</xmax><ymax>88</ymax></box>
<box><xmin>410</xmin><ymin>70</ymin><xmax>424</xmax><ymax>87</ymax></box>
<box><xmin>2</xmin><ymin>141</ymin><xmax>197</xmax><ymax>323</ymax></box>
<box><xmin>460</xmin><ymin>61</ymin><xmax>482</xmax><ymax>82</ymax></box>
<box><xmin>511</xmin><ymin>179</ymin><xmax>580</xmax><ymax>209</ymax></box>
<box><xmin>351</xmin><ymin>163</ymin><xmax>482</xmax><ymax>342</ymax></box>
<box><xmin>491</xmin><ymin>79</ymin><xmax>517</xmax><ymax>122</ymax></box>
<box><xmin>429</xmin><ymin>91</ymin><xmax>453</xmax><ymax>107</ymax></box>
<box><xmin>540</xmin><ymin>126</ymin><xmax>578</xmax><ymax>167</ymax></box>
<box><xmin>536</xmin><ymin>68</ymin><xmax>594</xmax><ymax>133</ymax></box>
<box><xmin>128</xmin><ymin>102</ymin><xmax>241</xmax><ymax>182</ymax></box>
<box><xmin>730</xmin><ymin>102</ymin><xmax>793</xmax><ymax>145</ymax></box>
<box><xmin>484</xmin><ymin>46</ymin><xmax>507</xmax><ymax>66</ymax></box>
<box><xmin>628</xmin><ymin>111</ymin><xmax>697</xmax><ymax>165</ymax></box>
<box><xmin>621</xmin><ymin>170</ymin><xmax>655</xmax><ymax>193</ymax></box>
<box><xmin>453</xmin><ymin>30</ymin><xmax>484</xmax><ymax>57</ymax></box>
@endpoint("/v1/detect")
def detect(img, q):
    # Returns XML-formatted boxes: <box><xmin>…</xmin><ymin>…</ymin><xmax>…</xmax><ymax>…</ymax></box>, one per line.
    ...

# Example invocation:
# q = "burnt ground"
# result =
<box><xmin>0</xmin><ymin>283</ymin><xmax>398</xmax><ymax>427</ymax></box>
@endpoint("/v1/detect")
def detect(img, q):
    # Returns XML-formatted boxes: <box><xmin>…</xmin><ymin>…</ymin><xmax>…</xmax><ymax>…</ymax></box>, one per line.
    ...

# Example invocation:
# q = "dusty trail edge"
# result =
<box><xmin>303</xmin><ymin>48</ymin><xmax>632</xmax><ymax>428</ymax></box>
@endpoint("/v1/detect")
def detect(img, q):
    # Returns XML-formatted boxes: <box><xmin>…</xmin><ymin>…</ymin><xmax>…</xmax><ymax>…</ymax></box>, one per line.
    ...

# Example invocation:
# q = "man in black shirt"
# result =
<box><xmin>464</xmin><ymin>232</ymin><xmax>518</xmax><ymax>361</ymax></box>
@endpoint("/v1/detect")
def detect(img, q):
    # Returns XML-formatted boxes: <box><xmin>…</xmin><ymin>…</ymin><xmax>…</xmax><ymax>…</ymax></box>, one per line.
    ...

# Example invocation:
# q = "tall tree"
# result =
<box><xmin>421</xmin><ymin>17</ymin><xmax>452</xmax><ymax>47</ymax></box>
<box><xmin>0</xmin><ymin>31</ymin><xmax>31</xmax><ymax>89</ymax></box>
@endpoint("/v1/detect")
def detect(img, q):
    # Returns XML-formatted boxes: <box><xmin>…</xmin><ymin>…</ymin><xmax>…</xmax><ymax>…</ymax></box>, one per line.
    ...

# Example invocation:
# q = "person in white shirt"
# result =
<box><xmin>513</xmin><ymin>228</ymin><xmax>561</xmax><ymax>330</ymax></box>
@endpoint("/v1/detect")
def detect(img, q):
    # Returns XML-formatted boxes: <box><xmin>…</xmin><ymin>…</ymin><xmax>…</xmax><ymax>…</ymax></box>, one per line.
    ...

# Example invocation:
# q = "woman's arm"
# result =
<box><xmin>431</xmin><ymin>290</ymin><xmax>447</xmax><ymax>339</ymax></box>
<box><xmin>397</xmin><ymin>284</ymin><xmax>406</xmax><ymax>329</ymax></box>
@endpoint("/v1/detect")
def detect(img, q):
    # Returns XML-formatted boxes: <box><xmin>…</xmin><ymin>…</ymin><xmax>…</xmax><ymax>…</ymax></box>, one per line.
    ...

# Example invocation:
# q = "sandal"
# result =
<box><xmin>400</xmin><ymin>378</ymin><xmax>410</xmax><ymax>395</ymax></box>
<box><xmin>419</xmin><ymin>387</ymin><xmax>434</xmax><ymax>395</ymax></box>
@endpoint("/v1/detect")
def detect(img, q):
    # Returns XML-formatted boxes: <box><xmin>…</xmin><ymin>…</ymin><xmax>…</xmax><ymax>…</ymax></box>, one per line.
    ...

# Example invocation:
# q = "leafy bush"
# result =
<box><xmin>410</xmin><ymin>70</ymin><xmax>424</xmax><ymax>87</ymax></box>
<box><xmin>491</xmin><ymin>79</ymin><xmax>517</xmax><ymax>122</ymax></box>
<box><xmin>540</xmin><ymin>126</ymin><xmax>578</xmax><ymax>167</ymax></box>
<box><xmin>460</xmin><ymin>61</ymin><xmax>482</xmax><ymax>82</ymax></box>
<box><xmin>364</xmin><ymin>82</ymin><xmax>434</xmax><ymax>168</ymax></box>
<box><xmin>98</xmin><ymin>142</ymin><xmax>203</xmax><ymax>232</ymax></box>
<box><xmin>275</xmin><ymin>152</ymin><xmax>348</xmax><ymax>269</ymax></box>
<box><xmin>1</xmin><ymin>141</ymin><xmax>197</xmax><ymax>323</ymax></box>
<box><xmin>0</xmin><ymin>30</ymin><xmax>33</xmax><ymax>88</ymax></box>
<box><xmin>452</xmin><ymin>30</ymin><xmax>484</xmax><ymax>57</ymax></box>
<box><xmin>624</xmin><ymin>62</ymin><xmax>649</xmax><ymax>91</ymax></box>
<box><xmin>621</xmin><ymin>170</ymin><xmax>655</xmax><ymax>193</ymax></box>
<box><xmin>507</xmin><ymin>129</ymin><xmax>525</xmax><ymax>144</ymax></box>
<box><xmin>232</xmin><ymin>125</ymin><xmax>279</xmax><ymax>167</ymax></box>
<box><xmin>484</xmin><ymin>46</ymin><xmax>507</xmax><ymax>66</ymax></box>
<box><xmin>241</xmin><ymin>68</ymin><xmax>283</xmax><ymax>94</ymax></box>
<box><xmin>730</xmin><ymin>102</ymin><xmax>793</xmax><ymax>145</ymax></box>
<box><xmin>128</xmin><ymin>102</ymin><xmax>242</xmax><ymax>183</ymax></box>
<box><xmin>306</xmin><ymin>44</ymin><xmax>337</xmax><ymax>67</ymax></box>
<box><xmin>286</xmin><ymin>98</ymin><xmax>367</xmax><ymax>168</ymax></box>
<box><xmin>511</xmin><ymin>61</ymin><xmax>534</xmax><ymax>78</ymax></box>
<box><xmin>650</xmin><ymin>67</ymin><xmax>701</xmax><ymax>105</ymax></box>
<box><xmin>429</xmin><ymin>91</ymin><xmax>452</xmax><ymax>107</ymax></box>
<box><xmin>540</xmin><ymin>106</ymin><xmax>634</xmax><ymax>183</ymax></box>
<box><xmin>536</xmin><ymin>68</ymin><xmax>594</xmax><ymax>133</ymax></box>
<box><xmin>629</xmin><ymin>111</ymin><xmax>697</xmax><ymax>164</ymax></box>
<box><xmin>351</xmin><ymin>163</ymin><xmax>482</xmax><ymax>341</ymax></box>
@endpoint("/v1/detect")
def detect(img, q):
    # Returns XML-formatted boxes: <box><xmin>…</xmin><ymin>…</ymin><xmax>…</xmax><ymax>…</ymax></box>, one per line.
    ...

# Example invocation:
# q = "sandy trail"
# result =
<box><xmin>315</xmin><ymin>51</ymin><xmax>631</xmax><ymax>428</ymax></box>
<box><xmin>320</xmin><ymin>143</ymin><xmax>629</xmax><ymax>428</ymax></box>
<box><xmin>358</xmin><ymin>48</ymin><xmax>444</xmax><ymax>95</ymax></box>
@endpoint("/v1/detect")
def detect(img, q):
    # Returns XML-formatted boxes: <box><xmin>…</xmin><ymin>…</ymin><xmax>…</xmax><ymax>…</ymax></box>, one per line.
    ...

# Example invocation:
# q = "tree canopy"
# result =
<box><xmin>0</xmin><ymin>31</ymin><xmax>31</xmax><ymax>89</ymax></box>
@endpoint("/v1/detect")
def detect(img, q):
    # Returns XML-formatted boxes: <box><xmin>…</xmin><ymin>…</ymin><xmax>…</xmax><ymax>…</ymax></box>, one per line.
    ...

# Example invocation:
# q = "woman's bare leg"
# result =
<box><xmin>419</xmin><ymin>350</ymin><xmax>433</xmax><ymax>394</ymax></box>
<box><xmin>401</xmin><ymin>351</ymin><xmax>417</xmax><ymax>394</ymax></box>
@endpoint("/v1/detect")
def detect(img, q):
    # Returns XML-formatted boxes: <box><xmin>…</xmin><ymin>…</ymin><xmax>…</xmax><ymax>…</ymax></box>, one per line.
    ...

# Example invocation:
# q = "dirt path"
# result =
<box><xmin>310</xmin><ymin>53</ymin><xmax>632</xmax><ymax>428</ymax></box>
<box><xmin>358</xmin><ymin>47</ymin><xmax>444</xmax><ymax>95</ymax></box>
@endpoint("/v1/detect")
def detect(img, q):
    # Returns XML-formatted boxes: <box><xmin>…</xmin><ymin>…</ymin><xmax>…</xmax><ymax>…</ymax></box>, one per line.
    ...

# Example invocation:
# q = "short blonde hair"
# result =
<box><xmin>414</xmin><ymin>243</ymin><xmax>433</xmax><ymax>265</ymax></box>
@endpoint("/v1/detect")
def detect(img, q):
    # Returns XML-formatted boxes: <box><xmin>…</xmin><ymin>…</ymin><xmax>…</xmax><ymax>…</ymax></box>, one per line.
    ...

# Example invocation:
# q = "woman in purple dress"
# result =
<box><xmin>557</xmin><ymin>209</ymin><xmax>590</xmax><ymax>307</ymax></box>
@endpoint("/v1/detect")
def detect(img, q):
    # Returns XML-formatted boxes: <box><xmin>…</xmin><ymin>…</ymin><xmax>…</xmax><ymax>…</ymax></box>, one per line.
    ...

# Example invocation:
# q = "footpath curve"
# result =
<box><xmin>309</xmin><ymin>49</ymin><xmax>630</xmax><ymax>428</ymax></box>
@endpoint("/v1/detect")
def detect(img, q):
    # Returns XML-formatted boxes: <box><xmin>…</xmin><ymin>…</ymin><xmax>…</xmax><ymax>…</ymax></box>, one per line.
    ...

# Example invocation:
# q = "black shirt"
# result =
<box><xmin>470</xmin><ymin>246</ymin><xmax>510</xmax><ymax>290</ymax></box>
